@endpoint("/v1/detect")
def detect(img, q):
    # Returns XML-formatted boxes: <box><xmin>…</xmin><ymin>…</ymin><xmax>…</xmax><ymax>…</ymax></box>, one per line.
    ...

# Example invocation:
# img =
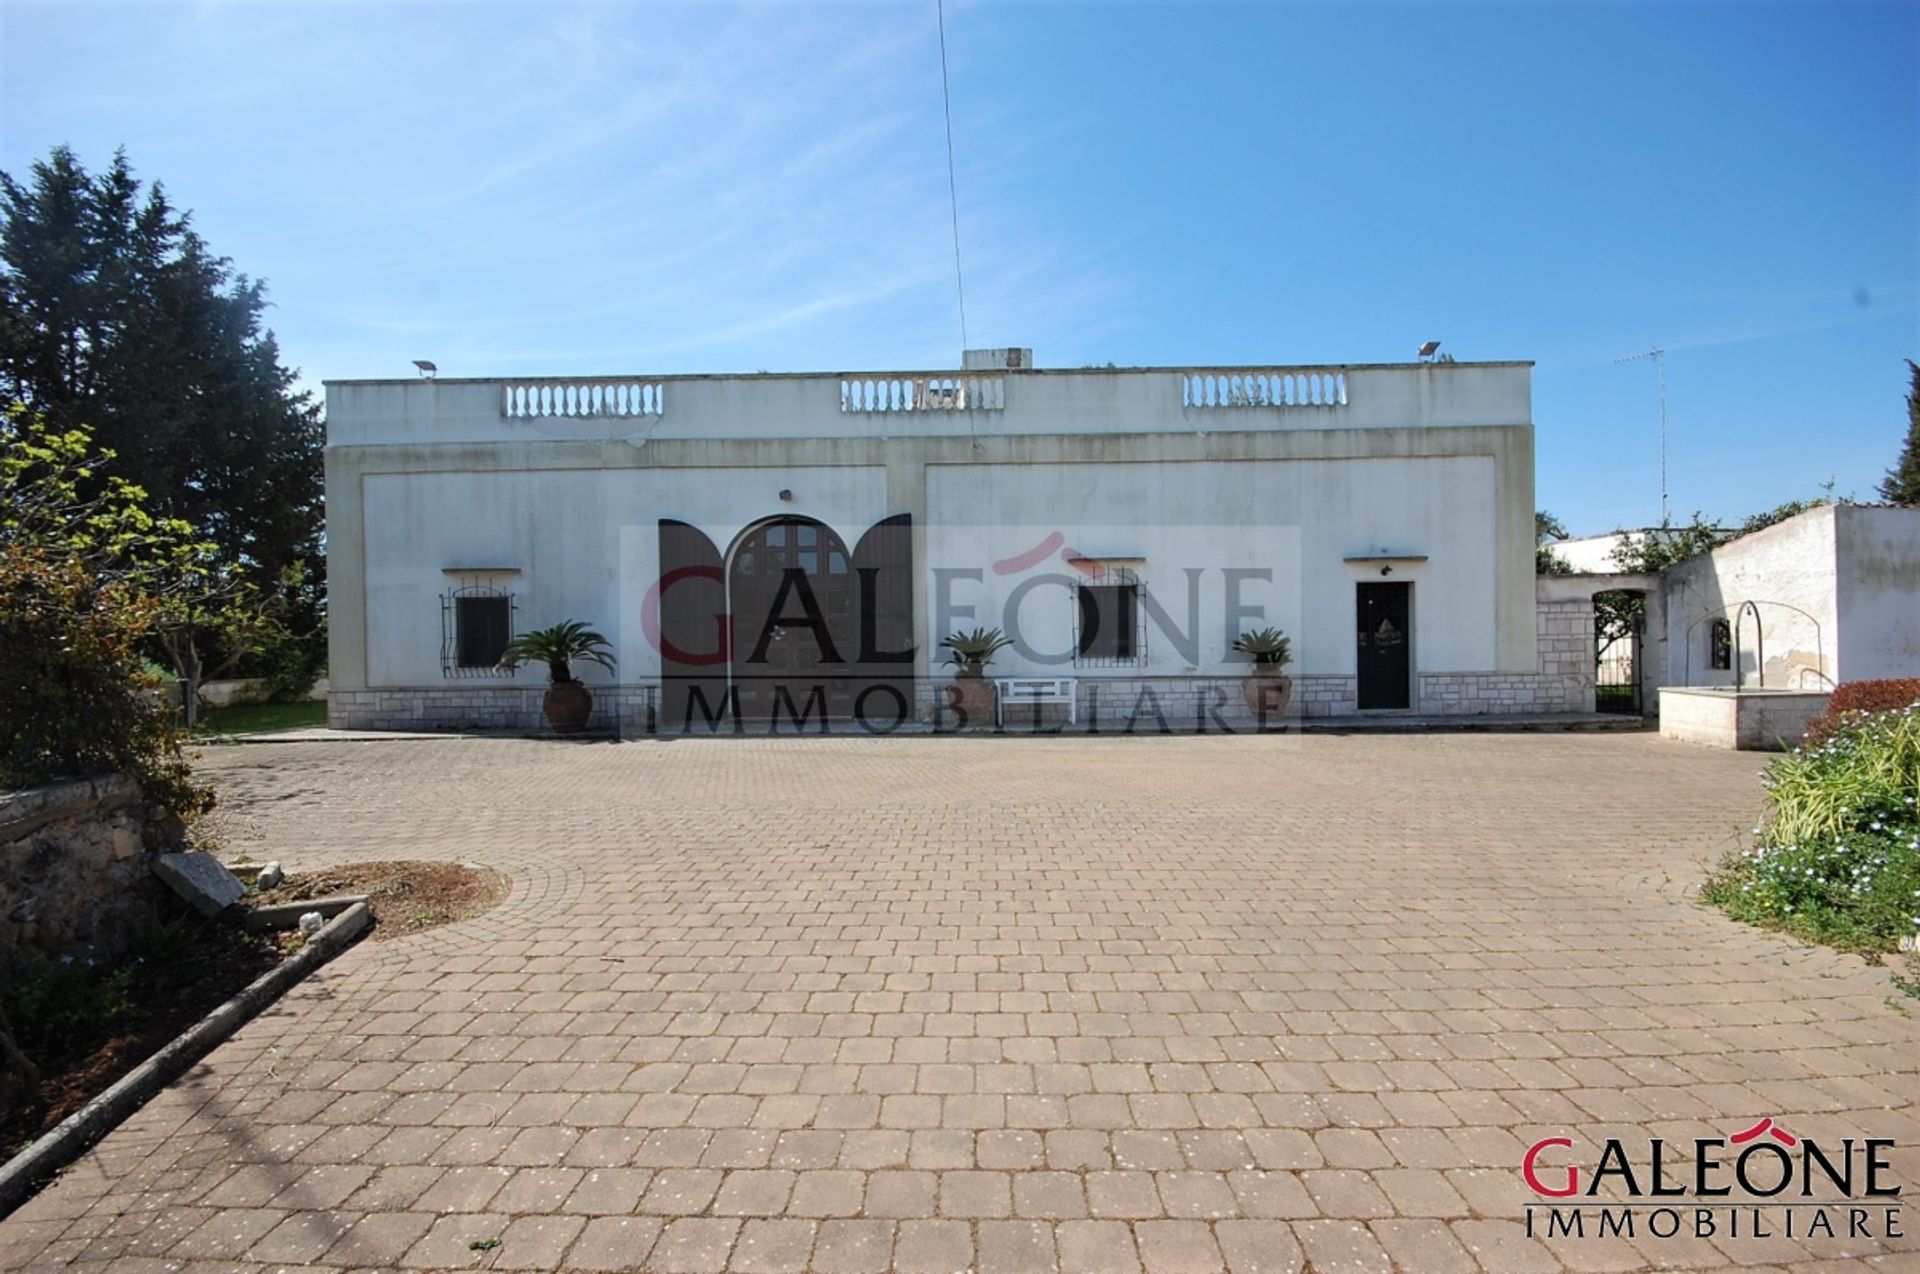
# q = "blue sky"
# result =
<box><xmin>2</xmin><ymin>1</ymin><xmax>1914</xmax><ymax>533</ymax></box>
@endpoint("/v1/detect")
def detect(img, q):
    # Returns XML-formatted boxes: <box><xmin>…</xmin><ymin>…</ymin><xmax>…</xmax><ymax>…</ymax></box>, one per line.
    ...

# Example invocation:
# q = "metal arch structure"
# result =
<box><xmin>1682</xmin><ymin>599</ymin><xmax>1826</xmax><ymax>690</ymax></box>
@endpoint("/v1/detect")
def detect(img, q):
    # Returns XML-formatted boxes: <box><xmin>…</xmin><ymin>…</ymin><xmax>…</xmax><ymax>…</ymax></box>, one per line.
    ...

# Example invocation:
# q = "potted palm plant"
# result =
<box><xmin>941</xmin><ymin>626</ymin><xmax>1012</xmax><ymax>722</ymax></box>
<box><xmin>499</xmin><ymin>620</ymin><xmax>616</xmax><ymax>734</ymax></box>
<box><xmin>1233</xmin><ymin>626</ymin><xmax>1293</xmax><ymax>718</ymax></box>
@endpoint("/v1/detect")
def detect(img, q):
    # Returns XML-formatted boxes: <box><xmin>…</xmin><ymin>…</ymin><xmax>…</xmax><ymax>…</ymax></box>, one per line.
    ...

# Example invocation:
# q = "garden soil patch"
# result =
<box><xmin>1</xmin><ymin>922</ymin><xmax>280</xmax><ymax>1161</ymax></box>
<box><xmin>257</xmin><ymin>859</ymin><xmax>508</xmax><ymax>940</ymax></box>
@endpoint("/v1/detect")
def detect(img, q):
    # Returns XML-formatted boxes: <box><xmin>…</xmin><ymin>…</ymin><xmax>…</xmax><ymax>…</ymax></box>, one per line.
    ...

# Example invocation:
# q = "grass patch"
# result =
<box><xmin>192</xmin><ymin>700</ymin><xmax>325</xmax><ymax>737</ymax></box>
<box><xmin>1701</xmin><ymin>703</ymin><xmax>1920</xmax><ymax>964</ymax></box>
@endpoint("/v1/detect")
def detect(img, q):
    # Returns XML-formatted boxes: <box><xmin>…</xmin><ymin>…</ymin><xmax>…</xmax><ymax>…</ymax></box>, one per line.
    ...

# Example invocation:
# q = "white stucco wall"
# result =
<box><xmin>1660</xmin><ymin>505</ymin><xmax>1920</xmax><ymax>690</ymax></box>
<box><xmin>357</xmin><ymin>466</ymin><xmax>888</xmax><ymax>687</ymax></box>
<box><xmin>349</xmin><ymin>454</ymin><xmax>1506</xmax><ymax>688</ymax></box>
<box><xmin>1662</xmin><ymin>508</ymin><xmax>1838</xmax><ymax>690</ymax></box>
<box><xmin>925</xmin><ymin>457</ymin><xmax>1498</xmax><ymax>678</ymax></box>
<box><xmin>327</xmin><ymin>363</ymin><xmax>1532</xmax><ymax>448</ymax></box>
<box><xmin>1834</xmin><ymin>505</ymin><xmax>1920</xmax><ymax>681</ymax></box>
<box><xmin>1552</xmin><ymin>533</ymin><xmax>1635</xmax><ymax>573</ymax></box>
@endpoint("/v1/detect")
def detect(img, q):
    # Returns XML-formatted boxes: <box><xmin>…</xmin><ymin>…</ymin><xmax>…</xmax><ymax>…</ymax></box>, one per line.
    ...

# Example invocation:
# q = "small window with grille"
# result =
<box><xmin>1074</xmin><ymin>568</ymin><xmax>1146</xmax><ymax>666</ymax></box>
<box><xmin>442</xmin><ymin>584</ymin><xmax>516</xmax><ymax>677</ymax></box>
<box><xmin>1709</xmin><ymin>618</ymin><xmax>1732</xmax><ymax>671</ymax></box>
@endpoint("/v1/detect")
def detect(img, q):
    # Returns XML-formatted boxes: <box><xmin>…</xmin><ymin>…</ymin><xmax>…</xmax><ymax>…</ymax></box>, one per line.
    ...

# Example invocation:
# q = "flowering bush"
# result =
<box><xmin>1703</xmin><ymin>702</ymin><xmax>1920</xmax><ymax>955</ymax></box>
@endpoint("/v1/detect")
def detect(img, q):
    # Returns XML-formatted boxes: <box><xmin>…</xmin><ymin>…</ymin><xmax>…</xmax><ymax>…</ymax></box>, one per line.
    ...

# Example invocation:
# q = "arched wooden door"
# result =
<box><xmin>729</xmin><ymin>518</ymin><xmax>855</xmax><ymax>721</ymax></box>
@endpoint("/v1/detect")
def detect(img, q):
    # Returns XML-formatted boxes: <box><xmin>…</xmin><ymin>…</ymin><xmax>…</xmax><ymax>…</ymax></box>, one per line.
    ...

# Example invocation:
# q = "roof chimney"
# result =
<box><xmin>962</xmin><ymin>347</ymin><xmax>1032</xmax><ymax>371</ymax></box>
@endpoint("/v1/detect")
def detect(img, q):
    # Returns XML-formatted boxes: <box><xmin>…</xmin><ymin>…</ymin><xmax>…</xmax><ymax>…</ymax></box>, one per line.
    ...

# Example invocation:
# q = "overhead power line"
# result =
<box><xmin>936</xmin><ymin>0</ymin><xmax>969</xmax><ymax>350</ymax></box>
<box><xmin>1615</xmin><ymin>346</ymin><xmax>1670</xmax><ymax>524</ymax></box>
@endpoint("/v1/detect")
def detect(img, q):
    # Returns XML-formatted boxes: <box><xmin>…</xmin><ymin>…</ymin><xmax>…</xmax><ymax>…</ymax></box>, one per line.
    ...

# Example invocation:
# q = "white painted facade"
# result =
<box><xmin>324</xmin><ymin>359</ymin><xmax>1558</xmax><ymax>731</ymax></box>
<box><xmin>1660</xmin><ymin>504</ymin><xmax>1920</xmax><ymax>691</ymax></box>
<box><xmin>1550</xmin><ymin>532</ymin><xmax>1639</xmax><ymax>574</ymax></box>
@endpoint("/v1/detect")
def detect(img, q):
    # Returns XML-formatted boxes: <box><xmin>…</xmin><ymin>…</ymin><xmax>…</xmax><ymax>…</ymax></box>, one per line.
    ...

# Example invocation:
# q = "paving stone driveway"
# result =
<box><xmin>3</xmin><ymin>732</ymin><xmax>1917</xmax><ymax>1273</ymax></box>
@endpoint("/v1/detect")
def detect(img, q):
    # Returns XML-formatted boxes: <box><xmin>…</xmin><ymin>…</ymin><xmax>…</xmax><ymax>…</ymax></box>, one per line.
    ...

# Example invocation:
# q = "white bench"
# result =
<box><xmin>996</xmin><ymin>677</ymin><xmax>1078</xmax><ymax>726</ymax></box>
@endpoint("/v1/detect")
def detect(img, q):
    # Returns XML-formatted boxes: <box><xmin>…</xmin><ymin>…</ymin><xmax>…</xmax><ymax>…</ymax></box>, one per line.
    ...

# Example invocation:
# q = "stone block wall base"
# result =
<box><xmin>1</xmin><ymin>774</ymin><xmax>167</xmax><ymax>961</ymax></box>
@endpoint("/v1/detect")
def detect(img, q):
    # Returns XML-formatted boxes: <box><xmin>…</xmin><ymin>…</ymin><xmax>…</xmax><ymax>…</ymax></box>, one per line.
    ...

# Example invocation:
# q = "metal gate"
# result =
<box><xmin>1595</xmin><ymin>617</ymin><xmax>1641</xmax><ymax>713</ymax></box>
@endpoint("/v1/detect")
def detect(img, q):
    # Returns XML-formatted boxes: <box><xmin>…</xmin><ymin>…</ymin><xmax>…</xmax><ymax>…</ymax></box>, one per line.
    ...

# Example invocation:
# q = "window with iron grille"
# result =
<box><xmin>1709</xmin><ymin>618</ymin><xmax>1732</xmax><ymax>671</ymax></box>
<box><xmin>442</xmin><ymin>585</ymin><xmax>516</xmax><ymax>677</ymax></box>
<box><xmin>1074</xmin><ymin>570</ymin><xmax>1147</xmax><ymax>666</ymax></box>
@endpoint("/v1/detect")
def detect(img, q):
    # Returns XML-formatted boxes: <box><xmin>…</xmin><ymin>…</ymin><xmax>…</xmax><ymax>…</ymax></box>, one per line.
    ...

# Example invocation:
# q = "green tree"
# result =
<box><xmin>1535</xmin><ymin>510</ymin><xmax>1572</xmax><ymax>575</ymax></box>
<box><xmin>0</xmin><ymin>406</ymin><xmax>209</xmax><ymax>816</ymax></box>
<box><xmin>1597</xmin><ymin>500</ymin><xmax>1832</xmax><ymax>650</ymax></box>
<box><xmin>1608</xmin><ymin>511</ymin><xmax>1727</xmax><ymax>575</ymax></box>
<box><xmin>0</xmin><ymin>146</ymin><xmax>322</xmax><ymax>609</ymax></box>
<box><xmin>1880</xmin><ymin>359</ymin><xmax>1920</xmax><ymax>505</ymax></box>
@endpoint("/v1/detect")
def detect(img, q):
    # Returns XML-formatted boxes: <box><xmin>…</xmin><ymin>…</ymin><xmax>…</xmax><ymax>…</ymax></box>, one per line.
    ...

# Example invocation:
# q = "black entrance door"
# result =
<box><xmin>1356</xmin><ymin>582</ymin><xmax>1412</xmax><ymax>710</ymax></box>
<box><xmin>730</xmin><ymin>518</ymin><xmax>854</xmax><ymax>721</ymax></box>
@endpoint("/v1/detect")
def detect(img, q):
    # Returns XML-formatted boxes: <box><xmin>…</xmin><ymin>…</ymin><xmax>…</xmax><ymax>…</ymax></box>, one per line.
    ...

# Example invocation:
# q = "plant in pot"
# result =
<box><xmin>941</xmin><ymin>627</ymin><xmax>1012</xmax><ymax>724</ymax></box>
<box><xmin>499</xmin><ymin>621</ymin><xmax>616</xmax><ymax>734</ymax></box>
<box><xmin>1232</xmin><ymin>626</ymin><xmax>1293</xmax><ymax>720</ymax></box>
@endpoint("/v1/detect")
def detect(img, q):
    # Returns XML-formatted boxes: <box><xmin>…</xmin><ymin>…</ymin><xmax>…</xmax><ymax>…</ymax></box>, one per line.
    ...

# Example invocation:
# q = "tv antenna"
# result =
<box><xmin>1615</xmin><ymin>346</ymin><xmax>1668</xmax><ymax>524</ymax></box>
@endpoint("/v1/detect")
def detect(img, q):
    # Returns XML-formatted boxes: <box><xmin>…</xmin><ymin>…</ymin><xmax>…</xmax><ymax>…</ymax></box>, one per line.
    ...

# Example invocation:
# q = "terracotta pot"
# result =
<box><xmin>947</xmin><ymin>672</ymin><xmax>996</xmax><ymax>726</ymax></box>
<box><xmin>1241</xmin><ymin>667</ymin><xmax>1293</xmax><ymax>720</ymax></box>
<box><xmin>543</xmin><ymin>680</ymin><xmax>594</xmax><ymax>733</ymax></box>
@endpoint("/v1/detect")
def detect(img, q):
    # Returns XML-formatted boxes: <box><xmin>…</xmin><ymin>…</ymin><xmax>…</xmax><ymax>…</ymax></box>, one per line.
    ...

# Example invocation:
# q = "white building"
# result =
<box><xmin>324</xmin><ymin>353</ymin><xmax>1587</xmax><ymax>732</ymax></box>
<box><xmin>1549</xmin><ymin>526</ymin><xmax>1729</xmax><ymax>575</ymax></box>
<box><xmin>1659</xmin><ymin>503</ymin><xmax>1920</xmax><ymax>691</ymax></box>
<box><xmin>1550</xmin><ymin>531</ymin><xmax>1642</xmax><ymax>574</ymax></box>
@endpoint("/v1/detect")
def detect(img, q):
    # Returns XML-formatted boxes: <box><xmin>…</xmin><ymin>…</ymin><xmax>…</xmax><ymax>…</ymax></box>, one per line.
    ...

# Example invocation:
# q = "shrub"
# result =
<box><xmin>0</xmin><ymin>410</ymin><xmax>209</xmax><ymax>821</ymax></box>
<box><xmin>940</xmin><ymin>627</ymin><xmax>1013</xmax><ymax>674</ymax></box>
<box><xmin>1803</xmin><ymin>679</ymin><xmax>1920</xmax><ymax>747</ymax></box>
<box><xmin>256</xmin><ymin>615</ymin><xmax>327</xmax><ymax>701</ymax></box>
<box><xmin>1702</xmin><ymin>703</ymin><xmax>1920</xmax><ymax>955</ymax></box>
<box><xmin>1705</xmin><ymin>830</ymin><xmax>1920</xmax><ymax>955</ymax></box>
<box><xmin>0</xmin><ymin>545</ymin><xmax>205</xmax><ymax>820</ymax></box>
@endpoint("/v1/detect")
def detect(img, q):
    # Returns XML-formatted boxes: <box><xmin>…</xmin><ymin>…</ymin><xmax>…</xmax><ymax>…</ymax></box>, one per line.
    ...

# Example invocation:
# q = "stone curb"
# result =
<box><xmin>0</xmin><ymin>901</ymin><xmax>372</xmax><ymax>1221</ymax></box>
<box><xmin>214</xmin><ymin>714</ymin><xmax>1650</xmax><ymax>744</ymax></box>
<box><xmin>213</xmin><ymin>730</ymin><xmax>614</xmax><ymax>744</ymax></box>
<box><xmin>242</xmin><ymin>893</ymin><xmax>371</xmax><ymax>931</ymax></box>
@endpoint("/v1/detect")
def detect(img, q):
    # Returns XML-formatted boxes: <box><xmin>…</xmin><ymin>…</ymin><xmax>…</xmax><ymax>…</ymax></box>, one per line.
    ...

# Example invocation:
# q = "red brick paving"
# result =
<box><xmin>2</xmin><ymin>732</ymin><xmax>1915</xmax><ymax>1272</ymax></box>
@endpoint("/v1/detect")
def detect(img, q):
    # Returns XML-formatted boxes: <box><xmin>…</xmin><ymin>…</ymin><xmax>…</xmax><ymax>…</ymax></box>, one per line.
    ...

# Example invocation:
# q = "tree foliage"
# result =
<box><xmin>0</xmin><ymin>408</ymin><xmax>209</xmax><ymax>819</ymax></box>
<box><xmin>1595</xmin><ymin>500</ymin><xmax>1834</xmax><ymax>651</ymax></box>
<box><xmin>0</xmin><ymin>146</ymin><xmax>322</xmax><ymax>610</ymax></box>
<box><xmin>1881</xmin><ymin>359</ymin><xmax>1920</xmax><ymax>506</ymax></box>
<box><xmin>1607</xmin><ymin>511</ymin><xmax>1727</xmax><ymax>575</ymax></box>
<box><xmin>1534</xmin><ymin>510</ymin><xmax>1572</xmax><ymax>575</ymax></box>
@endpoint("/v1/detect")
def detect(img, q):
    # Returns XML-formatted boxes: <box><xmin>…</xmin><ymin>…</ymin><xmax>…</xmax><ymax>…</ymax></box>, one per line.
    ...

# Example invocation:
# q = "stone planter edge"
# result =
<box><xmin>0</xmin><ymin>901</ymin><xmax>372</xmax><ymax>1220</ymax></box>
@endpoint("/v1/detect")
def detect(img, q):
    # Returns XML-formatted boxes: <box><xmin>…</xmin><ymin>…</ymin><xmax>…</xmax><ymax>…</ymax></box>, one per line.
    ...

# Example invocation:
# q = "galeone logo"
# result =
<box><xmin>1521</xmin><ymin>1119</ymin><xmax>1903</xmax><ymax>1243</ymax></box>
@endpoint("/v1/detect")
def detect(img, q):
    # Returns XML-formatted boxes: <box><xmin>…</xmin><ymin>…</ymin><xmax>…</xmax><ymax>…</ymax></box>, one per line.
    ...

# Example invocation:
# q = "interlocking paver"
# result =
<box><xmin>564</xmin><ymin>1214</ymin><xmax>663</xmax><ymax>1270</ymax></box>
<box><xmin>810</xmin><ymin>1218</ymin><xmax>893</xmax><ymax>1273</ymax></box>
<box><xmin>6</xmin><ymin>732</ymin><xmax>1917</xmax><ymax>1272</ymax></box>
<box><xmin>1058</xmin><ymin>1218</ymin><xmax>1141</xmax><ymax>1273</ymax></box>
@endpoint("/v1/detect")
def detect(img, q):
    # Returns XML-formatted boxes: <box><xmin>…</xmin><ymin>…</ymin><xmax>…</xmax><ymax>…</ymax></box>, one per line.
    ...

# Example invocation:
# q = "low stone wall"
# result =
<box><xmin>328</xmin><ymin>686</ymin><xmax>658</xmax><ymax>734</ymax></box>
<box><xmin>1659</xmin><ymin>688</ymin><xmax>1830</xmax><ymax>751</ymax></box>
<box><xmin>328</xmin><ymin>601</ymin><xmax>1601</xmax><ymax>733</ymax></box>
<box><xmin>198</xmin><ymin>678</ymin><xmax>272</xmax><ymax>709</ymax></box>
<box><xmin>1419</xmin><ymin>599</ymin><xmax>1592</xmax><ymax>715</ymax></box>
<box><xmin>197</xmin><ymin>678</ymin><xmax>330</xmax><ymax>707</ymax></box>
<box><xmin>1</xmin><ymin>775</ymin><xmax>165</xmax><ymax>959</ymax></box>
<box><xmin>912</xmin><ymin>677</ymin><xmax>1345</xmax><ymax>729</ymax></box>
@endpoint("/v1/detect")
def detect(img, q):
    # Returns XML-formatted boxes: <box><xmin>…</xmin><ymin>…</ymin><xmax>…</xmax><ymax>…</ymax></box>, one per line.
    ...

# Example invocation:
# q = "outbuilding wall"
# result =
<box><xmin>1834</xmin><ymin>505</ymin><xmax>1920</xmax><ymax>681</ymax></box>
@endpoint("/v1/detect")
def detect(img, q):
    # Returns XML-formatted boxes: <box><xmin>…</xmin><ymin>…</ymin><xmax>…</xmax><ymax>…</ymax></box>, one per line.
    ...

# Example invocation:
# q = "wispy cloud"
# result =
<box><xmin>5</xmin><ymin>1</ymin><xmax>1131</xmax><ymax>385</ymax></box>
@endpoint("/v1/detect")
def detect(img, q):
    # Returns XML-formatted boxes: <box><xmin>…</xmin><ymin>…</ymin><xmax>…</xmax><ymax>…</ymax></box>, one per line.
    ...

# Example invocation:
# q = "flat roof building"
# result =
<box><xmin>324</xmin><ymin>353</ymin><xmax>1578</xmax><ymax>732</ymax></box>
